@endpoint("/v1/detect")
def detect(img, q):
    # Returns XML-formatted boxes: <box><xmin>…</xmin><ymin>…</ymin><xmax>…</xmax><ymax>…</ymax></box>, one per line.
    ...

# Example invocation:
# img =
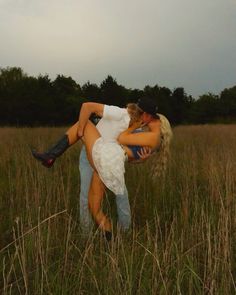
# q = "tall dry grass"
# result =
<box><xmin>0</xmin><ymin>125</ymin><xmax>236</xmax><ymax>294</ymax></box>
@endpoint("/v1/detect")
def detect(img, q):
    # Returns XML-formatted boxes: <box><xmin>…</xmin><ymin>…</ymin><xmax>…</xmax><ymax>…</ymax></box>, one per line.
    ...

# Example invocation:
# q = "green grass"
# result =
<box><xmin>0</xmin><ymin>125</ymin><xmax>236</xmax><ymax>294</ymax></box>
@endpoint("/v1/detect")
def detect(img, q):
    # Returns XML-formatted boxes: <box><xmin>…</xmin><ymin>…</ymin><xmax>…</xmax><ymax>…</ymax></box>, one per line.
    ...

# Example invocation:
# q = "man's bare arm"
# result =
<box><xmin>77</xmin><ymin>102</ymin><xmax>104</xmax><ymax>137</ymax></box>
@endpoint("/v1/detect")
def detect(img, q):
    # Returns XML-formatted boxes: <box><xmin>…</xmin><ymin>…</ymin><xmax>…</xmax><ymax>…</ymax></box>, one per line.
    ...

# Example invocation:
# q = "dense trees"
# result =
<box><xmin>0</xmin><ymin>67</ymin><xmax>235</xmax><ymax>126</ymax></box>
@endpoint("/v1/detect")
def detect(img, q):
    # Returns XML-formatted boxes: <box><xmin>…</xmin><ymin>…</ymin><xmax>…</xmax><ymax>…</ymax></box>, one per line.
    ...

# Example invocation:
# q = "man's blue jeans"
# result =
<box><xmin>79</xmin><ymin>146</ymin><xmax>131</xmax><ymax>232</ymax></box>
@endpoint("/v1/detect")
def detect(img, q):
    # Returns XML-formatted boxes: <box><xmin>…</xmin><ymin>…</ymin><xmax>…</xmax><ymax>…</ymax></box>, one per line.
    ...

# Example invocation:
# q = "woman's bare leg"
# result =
<box><xmin>31</xmin><ymin>100</ymin><xmax>96</xmax><ymax>166</ymax></box>
<box><xmin>81</xmin><ymin>121</ymin><xmax>113</xmax><ymax>236</ymax></box>
<box><xmin>81</xmin><ymin>120</ymin><xmax>101</xmax><ymax>169</ymax></box>
<box><xmin>65</xmin><ymin>121</ymin><xmax>81</xmax><ymax>145</ymax></box>
<box><xmin>88</xmin><ymin>172</ymin><xmax>111</xmax><ymax>231</ymax></box>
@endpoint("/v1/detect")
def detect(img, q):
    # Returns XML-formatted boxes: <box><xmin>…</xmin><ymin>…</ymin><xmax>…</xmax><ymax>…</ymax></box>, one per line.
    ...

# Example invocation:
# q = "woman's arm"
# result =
<box><xmin>118</xmin><ymin>128</ymin><xmax>160</xmax><ymax>149</ymax></box>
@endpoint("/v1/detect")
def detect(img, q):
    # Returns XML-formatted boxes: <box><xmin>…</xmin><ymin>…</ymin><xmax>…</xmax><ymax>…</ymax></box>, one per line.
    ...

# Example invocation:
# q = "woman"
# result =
<box><xmin>32</xmin><ymin>103</ymin><xmax>143</xmax><ymax>168</ymax></box>
<box><xmin>32</xmin><ymin>97</ymin><xmax>172</xmax><ymax>240</ymax></box>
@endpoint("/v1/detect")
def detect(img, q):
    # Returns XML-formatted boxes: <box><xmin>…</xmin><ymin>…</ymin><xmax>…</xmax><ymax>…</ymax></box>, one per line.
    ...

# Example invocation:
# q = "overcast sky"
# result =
<box><xmin>0</xmin><ymin>0</ymin><xmax>236</xmax><ymax>98</ymax></box>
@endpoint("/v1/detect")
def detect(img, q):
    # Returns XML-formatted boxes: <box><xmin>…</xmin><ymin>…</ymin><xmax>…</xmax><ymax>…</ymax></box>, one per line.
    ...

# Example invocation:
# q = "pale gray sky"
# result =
<box><xmin>0</xmin><ymin>0</ymin><xmax>236</xmax><ymax>98</ymax></box>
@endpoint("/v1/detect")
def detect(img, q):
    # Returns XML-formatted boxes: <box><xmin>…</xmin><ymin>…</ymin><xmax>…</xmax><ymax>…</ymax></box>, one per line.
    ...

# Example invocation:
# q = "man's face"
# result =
<box><xmin>141</xmin><ymin>112</ymin><xmax>153</xmax><ymax>124</ymax></box>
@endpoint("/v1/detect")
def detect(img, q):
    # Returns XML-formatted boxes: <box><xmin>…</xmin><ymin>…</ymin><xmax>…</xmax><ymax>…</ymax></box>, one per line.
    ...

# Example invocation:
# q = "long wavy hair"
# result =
<box><xmin>127</xmin><ymin>103</ymin><xmax>143</xmax><ymax>126</ymax></box>
<box><xmin>150</xmin><ymin>113</ymin><xmax>173</xmax><ymax>178</ymax></box>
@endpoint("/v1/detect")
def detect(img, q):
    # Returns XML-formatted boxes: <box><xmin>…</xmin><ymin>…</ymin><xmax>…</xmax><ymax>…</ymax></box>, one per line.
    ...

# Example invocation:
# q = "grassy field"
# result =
<box><xmin>0</xmin><ymin>125</ymin><xmax>236</xmax><ymax>294</ymax></box>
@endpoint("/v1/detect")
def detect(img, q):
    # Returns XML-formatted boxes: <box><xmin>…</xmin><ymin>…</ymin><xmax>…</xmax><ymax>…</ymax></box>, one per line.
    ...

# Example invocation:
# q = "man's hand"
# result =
<box><xmin>137</xmin><ymin>146</ymin><xmax>152</xmax><ymax>161</ymax></box>
<box><xmin>77</xmin><ymin>126</ymin><xmax>83</xmax><ymax>138</ymax></box>
<box><xmin>77</xmin><ymin>102</ymin><xmax>104</xmax><ymax>138</ymax></box>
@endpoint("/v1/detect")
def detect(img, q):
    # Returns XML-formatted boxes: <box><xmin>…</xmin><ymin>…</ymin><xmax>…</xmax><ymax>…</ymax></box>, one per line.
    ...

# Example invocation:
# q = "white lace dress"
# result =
<box><xmin>91</xmin><ymin>105</ymin><xmax>130</xmax><ymax>195</ymax></box>
<box><xmin>92</xmin><ymin>137</ymin><xmax>127</xmax><ymax>195</ymax></box>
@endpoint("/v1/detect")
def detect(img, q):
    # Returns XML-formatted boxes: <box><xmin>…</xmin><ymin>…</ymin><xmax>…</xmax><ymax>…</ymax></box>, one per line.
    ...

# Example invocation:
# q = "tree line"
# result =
<box><xmin>0</xmin><ymin>67</ymin><xmax>236</xmax><ymax>126</ymax></box>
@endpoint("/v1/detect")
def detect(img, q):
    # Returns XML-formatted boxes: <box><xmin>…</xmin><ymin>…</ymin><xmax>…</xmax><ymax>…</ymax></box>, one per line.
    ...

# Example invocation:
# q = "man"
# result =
<box><xmin>32</xmin><ymin>97</ymin><xmax>162</xmax><ymax>233</ymax></box>
<box><xmin>78</xmin><ymin>97</ymin><xmax>159</xmax><ymax>233</ymax></box>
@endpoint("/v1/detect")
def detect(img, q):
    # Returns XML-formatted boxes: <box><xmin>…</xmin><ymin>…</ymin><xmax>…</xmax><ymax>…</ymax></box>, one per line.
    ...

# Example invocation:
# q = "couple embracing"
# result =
<box><xmin>32</xmin><ymin>97</ymin><xmax>173</xmax><ymax>241</ymax></box>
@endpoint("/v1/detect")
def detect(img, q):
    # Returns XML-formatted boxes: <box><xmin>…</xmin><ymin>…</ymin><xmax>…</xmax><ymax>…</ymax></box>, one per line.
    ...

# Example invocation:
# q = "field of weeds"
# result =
<box><xmin>0</xmin><ymin>125</ymin><xmax>236</xmax><ymax>294</ymax></box>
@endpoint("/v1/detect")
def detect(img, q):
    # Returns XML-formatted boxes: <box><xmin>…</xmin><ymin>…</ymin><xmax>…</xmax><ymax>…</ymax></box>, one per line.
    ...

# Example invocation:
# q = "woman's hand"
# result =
<box><xmin>130</xmin><ymin>120</ymin><xmax>142</xmax><ymax>130</ymax></box>
<box><xmin>137</xmin><ymin>146</ymin><xmax>152</xmax><ymax>161</ymax></box>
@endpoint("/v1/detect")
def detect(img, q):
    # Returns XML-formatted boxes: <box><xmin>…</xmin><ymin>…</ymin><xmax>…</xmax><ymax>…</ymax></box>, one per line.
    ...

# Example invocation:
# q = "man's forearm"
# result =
<box><xmin>77</xmin><ymin>103</ymin><xmax>93</xmax><ymax>137</ymax></box>
<box><xmin>77</xmin><ymin>102</ymin><xmax>104</xmax><ymax>137</ymax></box>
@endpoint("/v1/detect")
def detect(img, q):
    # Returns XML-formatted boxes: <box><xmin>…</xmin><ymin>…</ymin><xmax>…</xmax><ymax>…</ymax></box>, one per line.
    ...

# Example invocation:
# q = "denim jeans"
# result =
<box><xmin>79</xmin><ymin>145</ymin><xmax>131</xmax><ymax>232</ymax></box>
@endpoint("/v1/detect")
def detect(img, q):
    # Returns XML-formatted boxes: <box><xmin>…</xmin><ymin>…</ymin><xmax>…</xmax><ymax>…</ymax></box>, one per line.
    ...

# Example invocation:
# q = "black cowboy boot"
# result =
<box><xmin>31</xmin><ymin>134</ymin><xmax>70</xmax><ymax>168</ymax></box>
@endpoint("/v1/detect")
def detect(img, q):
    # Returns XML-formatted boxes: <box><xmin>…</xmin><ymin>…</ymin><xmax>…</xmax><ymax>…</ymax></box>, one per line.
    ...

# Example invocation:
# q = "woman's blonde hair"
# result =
<box><xmin>127</xmin><ymin>103</ymin><xmax>143</xmax><ymax>126</ymax></box>
<box><xmin>150</xmin><ymin>113</ymin><xmax>173</xmax><ymax>178</ymax></box>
